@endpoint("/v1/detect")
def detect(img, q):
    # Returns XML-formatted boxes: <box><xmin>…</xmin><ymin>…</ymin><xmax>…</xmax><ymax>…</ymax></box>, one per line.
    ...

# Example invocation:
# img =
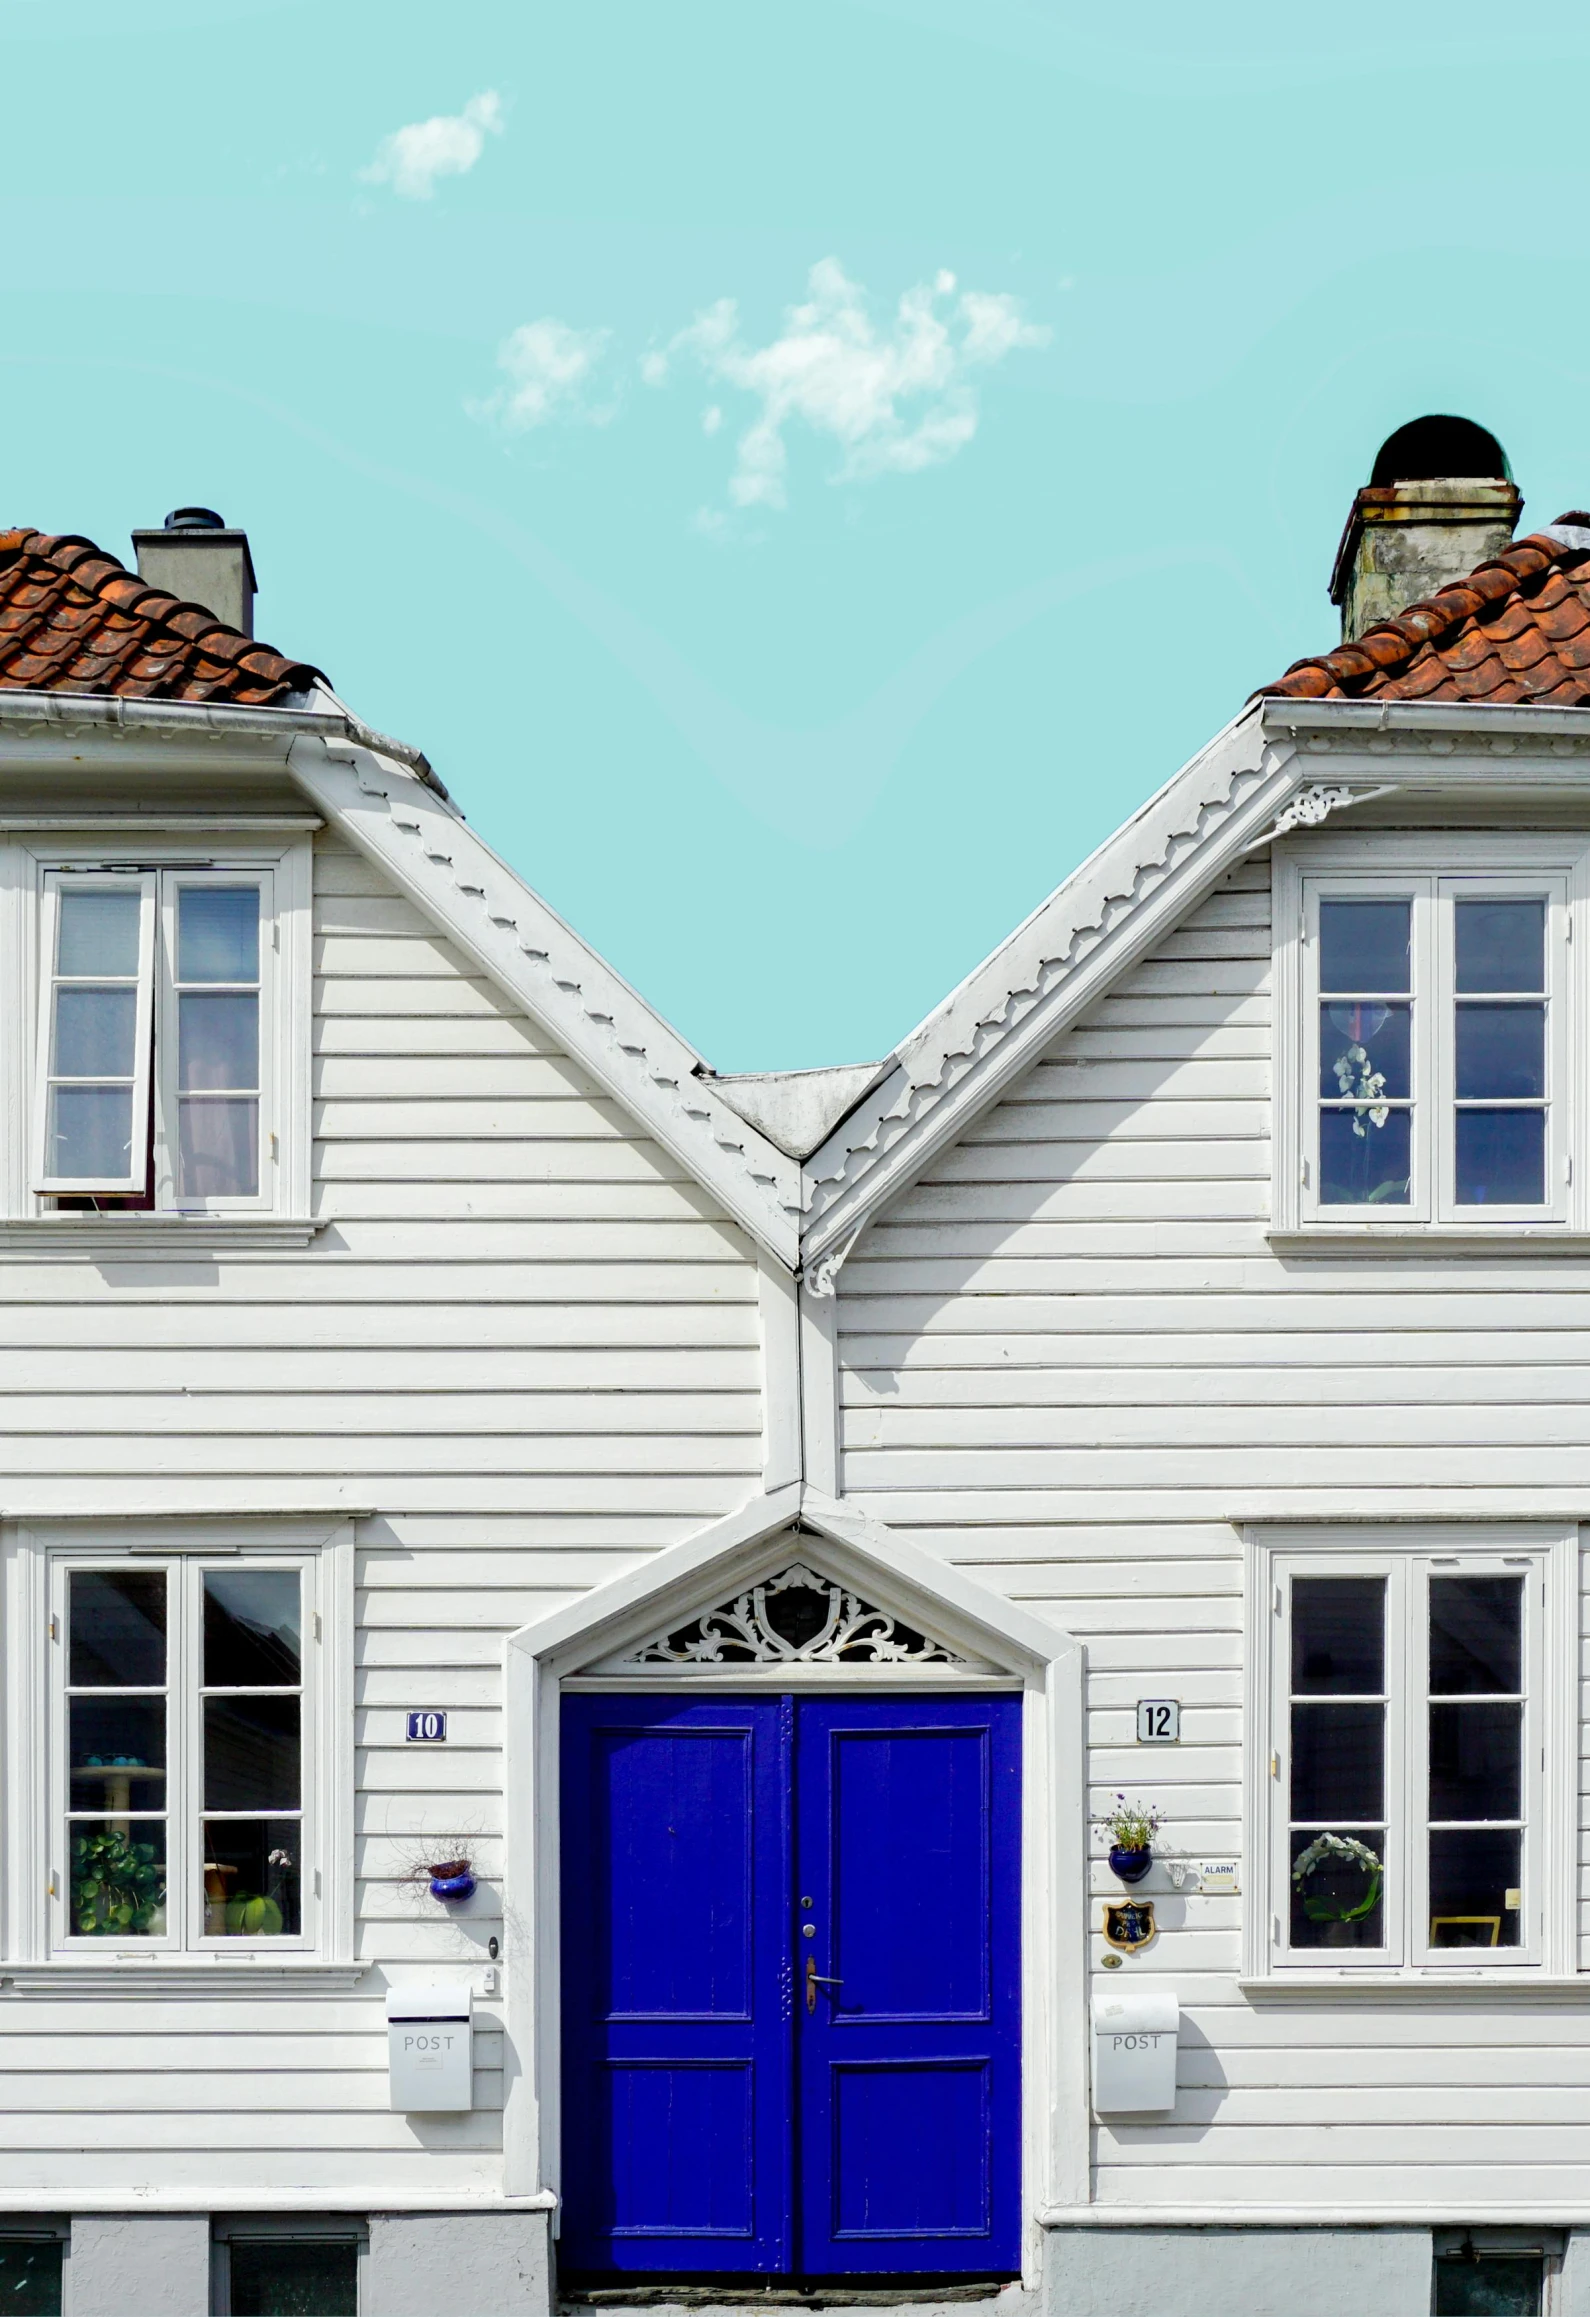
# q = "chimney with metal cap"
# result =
<box><xmin>1331</xmin><ymin>416</ymin><xmax>1522</xmax><ymax>642</ymax></box>
<box><xmin>131</xmin><ymin>507</ymin><xmax>257</xmax><ymax>637</ymax></box>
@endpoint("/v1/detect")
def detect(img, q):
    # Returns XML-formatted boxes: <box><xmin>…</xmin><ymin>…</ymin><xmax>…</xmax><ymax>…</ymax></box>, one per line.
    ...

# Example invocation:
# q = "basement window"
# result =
<box><xmin>1433</xmin><ymin>2232</ymin><xmax>1557</xmax><ymax>2316</ymax></box>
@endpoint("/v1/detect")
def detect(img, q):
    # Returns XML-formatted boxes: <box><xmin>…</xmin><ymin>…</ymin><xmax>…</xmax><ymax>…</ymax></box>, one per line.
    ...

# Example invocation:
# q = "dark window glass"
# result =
<box><xmin>1455</xmin><ymin>1005</ymin><xmax>1545</xmax><ymax>1099</ymax></box>
<box><xmin>1430</xmin><ymin>1830</ymin><xmax>1523</xmax><ymax>1951</ymax></box>
<box><xmin>227</xmin><ymin>2236</ymin><xmax>358</xmax><ymax>2316</ymax></box>
<box><xmin>1291</xmin><ymin>1704</ymin><xmax>1385</xmax><ymax>1822</ymax></box>
<box><xmin>1430</xmin><ymin>1703</ymin><xmax>1522</xmax><ymax>1822</ymax></box>
<box><xmin>1320</xmin><ymin>1000</ymin><xmax>1411</xmax><ymax>1100</ymax></box>
<box><xmin>0</xmin><ymin>2240</ymin><xmax>62</xmax><ymax>2315</ymax></box>
<box><xmin>1433</xmin><ymin>2254</ymin><xmax>1542</xmax><ymax>2316</ymax></box>
<box><xmin>1320</xmin><ymin>1105</ymin><xmax>1412</xmax><ymax>1205</ymax></box>
<box><xmin>204</xmin><ymin>1818</ymin><xmax>301</xmax><ymax>1938</ymax></box>
<box><xmin>204</xmin><ymin>1695</ymin><xmax>300</xmax><ymax>1811</ymax></box>
<box><xmin>1320</xmin><ymin>899</ymin><xmax>1411</xmax><ymax>993</ymax></box>
<box><xmin>69</xmin><ymin>1569</ymin><xmax>166</xmax><ymax>1687</ymax></box>
<box><xmin>1292</xmin><ymin>1577</ymin><xmax>1386</xmax><ymax>1694</ymax></box>
<box><xmin>1455</xmin><ymin>899</ymin><xmax>1546</xmax><ymax>995</ymax></box>
<box><xmin>1455</xmin><ymin>1110</ymin><xmax>1545</xmax><ymax>1206</ymax></box>
<box><xmin>1289</xmin><ymin>1826</ymin><xmax>1384</xmax><ymax>1949</ymax></box>
<box><xmin>1430</xmin><ymin>1578</ymin><xmax>1523</xmax><ymax>1696</ymax></box>
<box><xmin>205</xmin><ymin>1571</ymin><xmax>302</xmax><ymax>1687</ymax></box>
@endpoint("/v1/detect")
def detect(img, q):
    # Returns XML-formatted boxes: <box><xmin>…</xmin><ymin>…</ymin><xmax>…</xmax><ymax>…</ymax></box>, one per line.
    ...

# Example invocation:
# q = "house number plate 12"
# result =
<box><xmin>405</xmin><ymin>1711</ymin><xmax>448</xmax><ymax>1743</ymax></box>
<box><xmin>1136</xmin><ymin>1699</ymin><xmax>1180</xmax><ymax>1743</ymax></box>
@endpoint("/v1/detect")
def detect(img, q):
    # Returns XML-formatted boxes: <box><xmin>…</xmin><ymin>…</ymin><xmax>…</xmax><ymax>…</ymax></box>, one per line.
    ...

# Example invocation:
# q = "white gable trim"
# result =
<box><xmin>285</xmin><ymin>734</ymin><xmax>802</xmax><ymax>1266</ymax></box>
<box><xmin>499</xmin><ymin>1482</ymin><xmax>1089</xmax><ymax>2257</ymax></box>
<box><xmin>800</xmin><ymin>694</ymin><xmax>1590</xmax><ymax>1277</ymax></box>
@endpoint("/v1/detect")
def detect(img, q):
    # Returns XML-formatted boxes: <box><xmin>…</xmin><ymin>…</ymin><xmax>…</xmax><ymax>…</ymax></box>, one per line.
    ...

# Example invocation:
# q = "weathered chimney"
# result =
<box><xmin>1331</xmin><ymin>416</ymin><xmax>1521</xmax><ymax>642</ymax></box>
<box><xmin>131</xmin><ymin>507</ymin><xmax>257</xmax><ymax>637</ymax></box>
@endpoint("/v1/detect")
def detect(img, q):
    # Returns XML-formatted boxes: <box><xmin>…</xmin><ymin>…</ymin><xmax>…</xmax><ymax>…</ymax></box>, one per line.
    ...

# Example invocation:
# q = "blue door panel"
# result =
<box><xmin>830</xmin><ymin>2062</ymin><xmax>991</xmax><ymax>2239</ymax></box>
<box><xmin>560</xmin><ymin>1696</ymin><xmax>792</xmax><ymax>2272</ymax></box>
<box><xmin>797</xmin><ymin>1697</ymin><xmax>1021</xmax><ymax>2276</ymax></box>
<box><xmin>561</xmin><ymin>1688</ymin><xmax>1020</xmax><ymax>2279</ymax></box>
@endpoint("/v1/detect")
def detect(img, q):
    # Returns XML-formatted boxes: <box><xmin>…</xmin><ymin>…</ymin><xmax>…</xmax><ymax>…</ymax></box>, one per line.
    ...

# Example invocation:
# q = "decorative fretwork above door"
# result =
<box><xmin>605</xmin><ymin>1561</ymin><xmax>983</xmax><ymax>1671</ymax></box>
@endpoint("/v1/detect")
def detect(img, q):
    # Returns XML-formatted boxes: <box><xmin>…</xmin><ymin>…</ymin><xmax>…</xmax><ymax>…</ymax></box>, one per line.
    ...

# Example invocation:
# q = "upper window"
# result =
<box><xmin>1276</xmin><ymin>838</ymin><xmax>1586</xmax><ymax>1232</ymax></box>
<box><xmin>5</xmin><ymin>838</ymin><xmax>312</xmax><ymax>1221</ymax></box>
<box><xmin>1245</xmin><ymin>1525</ymin><xmax>1576</xmax><ymax>1979</ymax></box>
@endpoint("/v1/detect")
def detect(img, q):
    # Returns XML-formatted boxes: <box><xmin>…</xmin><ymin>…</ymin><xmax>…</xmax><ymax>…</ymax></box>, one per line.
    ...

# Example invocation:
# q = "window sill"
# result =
<box><xmin>1269</xmin><ymin>1228</ymin><xmax>1590</xmax><ymax>1256</ymax></box>
<box><xmin>0</xmin><ymin>1217</ymin><xmax>325</xmax><ymax>1255</ymax></box>
<box><xmin>1240</xmin><ymin>1972</ymin><xmax>1582</xmax><ymax>1998</ymax></box>
<box><xmin>0</xmin><ymin>1960</ymin><xmax>368</xmax><ymax>1995</ymax></box>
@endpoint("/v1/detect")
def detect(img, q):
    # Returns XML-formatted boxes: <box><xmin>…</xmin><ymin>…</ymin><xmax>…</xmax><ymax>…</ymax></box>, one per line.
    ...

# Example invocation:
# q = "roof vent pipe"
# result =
<box><xmin>1331</xmin><ymin>415</ymin><xmax>1521</xmax><ymax>643</ymax></box>
<box><xmin>131</xmin><ymin>507</ymin><xmax>257</xmax><ymax>636</ymax></box>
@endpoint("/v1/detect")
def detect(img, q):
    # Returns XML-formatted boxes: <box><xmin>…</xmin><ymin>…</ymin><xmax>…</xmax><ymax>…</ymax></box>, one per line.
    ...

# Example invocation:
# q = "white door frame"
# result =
<box><xmin>501</xmin><ymin>1481</ymin><xmax>1088</xmax><ymax>2280</ymax></box>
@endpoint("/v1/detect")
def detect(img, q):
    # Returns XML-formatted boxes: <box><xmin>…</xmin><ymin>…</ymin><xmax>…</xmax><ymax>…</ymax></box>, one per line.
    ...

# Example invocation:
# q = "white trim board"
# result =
<box><xmin>500</xmin><ymin>1481</ymin><xmax>1088</xmax><ymax>2280</ymax></box>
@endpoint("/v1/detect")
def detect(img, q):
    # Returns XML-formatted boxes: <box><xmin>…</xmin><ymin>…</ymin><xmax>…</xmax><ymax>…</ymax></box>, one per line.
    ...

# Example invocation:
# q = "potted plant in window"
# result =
<box><xmin>71</xmin><ymin>1828</ymin><xmax>166</xmax><ymax>1937</ymax></box>
<box><xmin>1097</xmin><ymin>1795</ymin><xmax>1163</xmax><ymax>1886</ymax></box>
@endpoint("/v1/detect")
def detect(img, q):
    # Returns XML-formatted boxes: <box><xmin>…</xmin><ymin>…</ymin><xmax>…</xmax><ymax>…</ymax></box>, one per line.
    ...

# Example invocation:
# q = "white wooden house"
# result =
<box><xmin>0</xmin><ymin>426</ymin><xmax>1586</xmax><ymax>2317</ymax></box>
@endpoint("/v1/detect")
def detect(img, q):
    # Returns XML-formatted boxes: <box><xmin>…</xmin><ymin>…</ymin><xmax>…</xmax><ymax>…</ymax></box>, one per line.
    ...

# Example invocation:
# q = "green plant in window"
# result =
<box><xmin>70</xmin><ymin>1829</ymin><xmax>165</xmax><ymax>1936</ymax></box>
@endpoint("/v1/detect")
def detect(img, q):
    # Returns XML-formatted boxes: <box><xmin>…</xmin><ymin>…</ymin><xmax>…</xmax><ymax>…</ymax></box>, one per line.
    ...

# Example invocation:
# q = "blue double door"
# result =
<box><xmin>559</xmin><ymin>1692</ymin><xmax>1021</xmax><ymax>2279</ymax></box>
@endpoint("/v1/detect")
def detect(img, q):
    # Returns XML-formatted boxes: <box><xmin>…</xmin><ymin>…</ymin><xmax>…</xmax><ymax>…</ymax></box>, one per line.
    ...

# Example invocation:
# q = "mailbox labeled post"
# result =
<box><xmin>387</xmin><ymin>1984</ymin><xmax>473</xmax><ymax>2112</ymax></box>
<box><xmin>1090</xmin><ymin>1988</ymin><xmax>1179</xmax><ymax>2116</ymax></box>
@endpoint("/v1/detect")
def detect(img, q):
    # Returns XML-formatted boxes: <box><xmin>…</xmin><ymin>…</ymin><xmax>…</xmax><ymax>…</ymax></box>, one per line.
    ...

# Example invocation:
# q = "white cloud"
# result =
<box><xmin>362</xmin><ymin>90</ymin><xmax>504</xmax><ymax>201</ymax></box>
<box><xmin>468</xmin><ymin>318</ymin><xmax>614</xmax><ymax>432</ymax></box>
<box><xmin>644</xmin><ymin>259</ymin><xmax>1048</xmax><ymax>510</ymax></box>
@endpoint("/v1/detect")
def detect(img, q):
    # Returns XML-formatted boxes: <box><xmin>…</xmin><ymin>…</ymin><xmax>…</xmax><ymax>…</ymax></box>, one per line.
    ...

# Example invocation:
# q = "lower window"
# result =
<box><xmin>1434</xmin><ymin>2243</ymin><xmax>1549</xmax><ymax>2316</ymax></box>
<box><xmin>0</xmin><ymin>2236</ymin><xmax>62</xmax><ymax>2316</ymax></box>
<box><xmin>214</xmin><ymin>2223</ymin><xmax>361</xmax><ymax>2316</ymax></box>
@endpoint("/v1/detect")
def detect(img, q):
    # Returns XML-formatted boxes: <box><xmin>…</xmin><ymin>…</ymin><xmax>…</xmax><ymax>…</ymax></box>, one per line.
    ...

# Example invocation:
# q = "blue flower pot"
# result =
<box><xmin>428</xmin><ymin>1866</ymin><xmax>476</xmax><ymax>1903</ymax></box>
<box><xmin>1109</xmin><ymin>1843</ymin><xmax>1152</xmax><ymax>1885</ymax></box>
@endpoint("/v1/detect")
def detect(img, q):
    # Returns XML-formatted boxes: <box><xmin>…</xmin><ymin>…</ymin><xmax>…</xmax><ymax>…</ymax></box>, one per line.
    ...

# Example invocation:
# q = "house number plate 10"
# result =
<box><xmin>1136</xmin><ymin>1699</ymin><xmax>1180</xmax><ymax>1743</ymax></box>
<box><xmin>405</xmin><ymin>1711</ymin><xmax>448</xmax><ymax>1743</ymax></box>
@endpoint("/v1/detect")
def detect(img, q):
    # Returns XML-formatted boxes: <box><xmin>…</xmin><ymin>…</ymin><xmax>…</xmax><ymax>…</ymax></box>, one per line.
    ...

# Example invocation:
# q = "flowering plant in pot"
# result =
<box><xmin>1096</xmin><ymin>1795</ymin><xmax>1163</xmax><ymax>1886</ymax></box>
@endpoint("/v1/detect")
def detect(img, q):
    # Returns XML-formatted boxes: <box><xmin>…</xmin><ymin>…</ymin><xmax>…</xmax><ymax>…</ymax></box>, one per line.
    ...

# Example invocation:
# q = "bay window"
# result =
<box><xmin>1246</xmin><ymin>1526</ymin><xmax>1576</xmax><ymax>1979</ymax></box>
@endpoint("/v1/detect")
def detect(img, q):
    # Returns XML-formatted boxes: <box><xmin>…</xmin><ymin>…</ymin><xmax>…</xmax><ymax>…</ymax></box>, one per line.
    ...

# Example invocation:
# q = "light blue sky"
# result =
<box><xmin>7</xmin><ymin>1</ymin><xmax>1589</xmax><ymax>1068</ymax></box>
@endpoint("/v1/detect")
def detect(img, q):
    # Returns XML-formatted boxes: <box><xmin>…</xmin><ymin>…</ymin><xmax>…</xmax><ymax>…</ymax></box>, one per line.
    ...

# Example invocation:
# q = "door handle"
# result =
<box><xmin>805</xmin><ymin>1955</ymin><xmax>843</xmax><ymax>2012</ymax></box>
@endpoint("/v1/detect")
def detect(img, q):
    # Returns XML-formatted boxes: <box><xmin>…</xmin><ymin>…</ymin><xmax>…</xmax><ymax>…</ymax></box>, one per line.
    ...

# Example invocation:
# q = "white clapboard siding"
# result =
<box><xmin>836</xmin><ymin>852</ymin><xmax>1590</xmax><ymax>2213</ymax></box>
<box><xmin>0</xmin><ymin>829</ymin><xmax>764</xmax><ymax>2204</ymax></box>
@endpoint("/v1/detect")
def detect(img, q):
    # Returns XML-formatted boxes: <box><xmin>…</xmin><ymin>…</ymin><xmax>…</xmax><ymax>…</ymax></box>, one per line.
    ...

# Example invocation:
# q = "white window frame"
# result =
<box><xmin>1</xmin><ymin>835</ymin><xmax>311</xmax><ymax>1222</ymax></box>
<box><xmin>0</xmin><ymin>1520</ymin><xmax>354</xmax><ymax>1976</ymax></box>
<box><xmin>1242</xmin><ymin>1522</ymin><xmax>1578</xmax><ymax>1983</ymax></box>
<box><xmin>1273</xmin><ymin>833</ymin><xmax>1590</xmax><ymax>1235</ymax></box>
<box><xmin>31</xmin><ymin>870</ymin><xmax>158</xmax><ymax>1196</ymax></box>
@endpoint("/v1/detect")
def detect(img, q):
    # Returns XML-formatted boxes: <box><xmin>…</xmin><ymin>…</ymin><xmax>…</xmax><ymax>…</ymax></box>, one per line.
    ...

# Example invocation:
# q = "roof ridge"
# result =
<box><xmin>1261</xmin><ymin>530</ymin><xmax>1590</xmax><ymax>702</ymax></box>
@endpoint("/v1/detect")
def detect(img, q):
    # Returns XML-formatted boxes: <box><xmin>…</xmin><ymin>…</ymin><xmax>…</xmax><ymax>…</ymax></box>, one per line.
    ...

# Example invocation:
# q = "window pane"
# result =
<box><xmin>1292</xmin><ymin>1576</ymin><xmax>1385</xmax><ymax>1694</ymax></box>
<box><xmin>1456</xmin><ymin>898</ymin><xmax>1546</xmax><ymax>994</ymax></box>
<box><xmin>227</xmin><ymin>2236</ymin><xmax>357</xmax><ymax>2315</ymax></box>
<box><xmin>206</xmin><ymin>1570</ymin><xmax>302</xmax><ymax>1687</ymax></box>
<box><xmin>1430</xmin><ymin>1576</ymin><xmax>1523</xmax><ymax>1696</ymax></box>
<box><xmin>54</xmin><ymin>986</ymin><xmax>136</xmax><ymax>1079</ymax></box>
<box><xmin>1291</xmin><ymin>1703</ymin><xmax>1384</xmax><ymax>1821</ymax></box>
<box><xmin>1319</xmin><ymin>1106</ymin><xmax>1411</xmax><ymax>1205</ymax></box>
<box><xmin>48</xmin><ymin>1084</ymin><xmax>135</xmax><ymax>1179</ymax></box>
<box><xmin>178</xmin><ymin>1097</ymin><xmax>259</xmax><ymax>1200</ymax></box>
<box><xmin>1434</xmin><ymin>2255</ymin><xmax>1542</xmax><ymax>2316</ymax></box>
<box><xmin>0</xmin><ymin>2239</ymin><xmax>63</xmax><ymax>2315</ymax></box>
<box><xmin>178</xmin><ymin>992</ymin><xmax>258</xmax><ymax>1091</ymax></box>
<box><xmin>69</xmin><ymin>1817</ymin><xmax>167</xmax><ymax>1937</ymax></box>
<box><xmin>177</xmin><ymin>885</ymin><xmax>258</xmax><ymax>983</ymax></box>
<box><xmin>1430</xmin><ymin>1828</ymin><xmax>1522</xmax><ymax>1951</ymax></box>
<box><xmin>1456</xmin><ymin>1004</ymin><xmax>1545</xmax><ymax>1099</ymax></box>
<box><xmin>1430</xmin><ymin>1702</ymin><xmax>1522</xmax><ymax>1821</ymax></box>
<box><xmin>69</xmin><ymin>1698</ymin><xmax>166</xmax><ymax>1812</ymax></box>
<box><xmin>205</xmin><ymin>1695</ymin><xmax>301</xmax><ymax>1811</ymax></box>
<box><xmin>70</xmin><ymin>1569</ymin><xmax>166</xmax><ymax>1686</ymax></box>
<box><xmin>58</xmin><ymin>888</ymin><xmax>140</xmax><ymax>978</ymax></box>
<box><xmin>1455</xmin><ymin>1110</ymin><xmax>1544</xmax><ymax>1206</ymax></box>
<box><xmin>1319</xmin><ymin>898</ymin><xmax>1411</xmax><ymax>993</ymax></box>
<box><xmin>1320</xmin><ymin>1000</ymin><xmax>1410</xmax><ymax>1101</ymax></box>
<box><xmin>1289</xmin><ymin>1828</ymin><xmax>1384</xmax><ymax>1949</ymax></box>
<box><xmin>203</xmin><ymin>1819</ymin><xmax>302</xmax><ymax>1939</ymax></box>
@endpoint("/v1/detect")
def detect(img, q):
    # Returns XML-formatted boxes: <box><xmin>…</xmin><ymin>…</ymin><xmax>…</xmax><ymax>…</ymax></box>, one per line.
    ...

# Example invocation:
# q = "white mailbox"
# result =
<box><xmin>387</xmin><ymin>1984</ymin><xmax>473</xmax><ymax>2112</ymax></box>
<box><xmin>1091</xmin><ymin>1988</ymin><xmax>1178</xmax><ymax>2116</ymax></box>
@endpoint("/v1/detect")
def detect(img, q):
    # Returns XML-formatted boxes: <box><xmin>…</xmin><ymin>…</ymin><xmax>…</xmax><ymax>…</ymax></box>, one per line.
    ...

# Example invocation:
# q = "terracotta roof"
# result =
<box><xmin>1259</xmin><ymin>521</ymin><xmax>1590</xmax><ymax>706</ymax></box>
<box><xmin>0</xmin><ymin>529</ymin><xmax>324</xmax><ymax>706</ymax></box>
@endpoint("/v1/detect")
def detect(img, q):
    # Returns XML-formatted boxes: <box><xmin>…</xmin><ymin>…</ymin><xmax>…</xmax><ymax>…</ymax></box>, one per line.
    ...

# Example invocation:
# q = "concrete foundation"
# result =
<box><xmin>365</xmin><ymin>2209</ymin><xmax>553</xmax><ymax>2317</ymax></box>
<box><xmin>1043</xmin><ymin>2225</ymin><xmax>1431</xmax><ymax>2317</ymax></box>
<box><xmin>68</xmin><ymin>2213</ymin><xmax>210</xmax><ymax>2317</ymax></box>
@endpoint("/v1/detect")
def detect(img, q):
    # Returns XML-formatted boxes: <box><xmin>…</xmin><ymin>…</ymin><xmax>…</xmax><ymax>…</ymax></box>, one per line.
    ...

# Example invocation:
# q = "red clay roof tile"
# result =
<box><xmin>0</xmin><ymin>529</ymin><xmax>323</xmax><ymax>706</ymax></box>
<box><xmin>1260</xmin><ymin>526</ymin><xmax>1590</xmax><ymax>706</ymax></box>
